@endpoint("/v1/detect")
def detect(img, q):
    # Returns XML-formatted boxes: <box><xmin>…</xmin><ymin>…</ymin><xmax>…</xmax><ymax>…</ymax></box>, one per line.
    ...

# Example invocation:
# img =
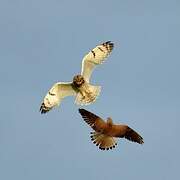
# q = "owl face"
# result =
<box><xmin>73</xmin><ymin>74</ymin><xmax>85</xmax><ymax>88</ymax></box>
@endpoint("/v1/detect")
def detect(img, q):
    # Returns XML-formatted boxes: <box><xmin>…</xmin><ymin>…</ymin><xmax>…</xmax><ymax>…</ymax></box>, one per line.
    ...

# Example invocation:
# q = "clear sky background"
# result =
<box><xmin>0</xmin><ymin>0</ymin><xmax>179</xmax><ymax>180</ymax></box>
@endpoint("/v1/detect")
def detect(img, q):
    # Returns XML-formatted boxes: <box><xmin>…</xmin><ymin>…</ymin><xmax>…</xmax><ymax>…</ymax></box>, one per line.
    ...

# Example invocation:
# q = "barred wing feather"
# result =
<box><xmin>81</xmin><ymin>41</ymin><xmax>114</xmax><ymax>82</ymax></box>
<box><xmin>40</xmin><ymin>82</ymin><xmax>76</xmax><ymax>114</ymax></box>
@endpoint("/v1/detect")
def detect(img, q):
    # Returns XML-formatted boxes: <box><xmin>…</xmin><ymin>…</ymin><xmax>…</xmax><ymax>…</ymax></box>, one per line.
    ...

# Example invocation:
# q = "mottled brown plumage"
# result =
<box><xmin>79</xmin><ymin>108</ymin><xmax>144</xmax><ymax>150</ymax></box>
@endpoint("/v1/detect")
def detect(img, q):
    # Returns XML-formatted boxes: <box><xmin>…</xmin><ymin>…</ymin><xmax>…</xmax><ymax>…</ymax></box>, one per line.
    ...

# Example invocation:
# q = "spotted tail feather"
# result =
<box><xmin>75</xmin><ymin>85</ymin><xmax>101</xmax><ymax>105</ymax></box>
<box><xmin>90</xmin><ymin>132</ymin><xmax>117</xmax><ymax>150</ymax></box>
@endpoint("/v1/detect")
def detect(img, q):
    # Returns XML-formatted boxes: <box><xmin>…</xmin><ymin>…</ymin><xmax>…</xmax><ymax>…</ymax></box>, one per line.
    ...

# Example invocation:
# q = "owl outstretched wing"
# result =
<box><xmin>40</xmin><ymin>82</ymin><xmax>77</xmax><ymax>114</ymax></box>
<box><xmin>81</xmin><ymin>41</ymin><xmax>114</xmax><ymax>83</ymax></box>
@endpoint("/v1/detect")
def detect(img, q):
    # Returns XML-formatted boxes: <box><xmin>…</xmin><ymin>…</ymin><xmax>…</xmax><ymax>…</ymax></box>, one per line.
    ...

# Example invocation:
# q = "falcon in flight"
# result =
<box><xmin>40</xmin><ymin>41</ymin><xmax>114</xmax><ymax>114</ymax></box>
<box><xmin>79</xmin><ymin>109</ymin><xmax>144</xmax><ymax>150</ymax></box>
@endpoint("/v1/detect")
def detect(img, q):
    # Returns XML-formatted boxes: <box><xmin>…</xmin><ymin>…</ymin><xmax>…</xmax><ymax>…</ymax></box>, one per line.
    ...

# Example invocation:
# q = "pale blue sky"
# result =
<box><xmin>0</xmin><ymin>0</ymin><xmax>180</xmax><ymax>180</ymax></box>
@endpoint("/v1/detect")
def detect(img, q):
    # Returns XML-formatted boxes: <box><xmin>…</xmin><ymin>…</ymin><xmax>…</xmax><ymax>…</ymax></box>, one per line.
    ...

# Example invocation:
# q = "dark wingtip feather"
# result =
<box><xmin>136</xmin><ymin>133</ymin><xmax>144</xmax><ymax>145</ymax></box>
<box><xmin>39</xmin><ymin>103</ymin><xmax>50</xmax><ymax>114</ymax></box>
<box><xmin>78</xmin><ymin>108</ymin><xmax>90</xmax><ymax>117</ymax></box>
<box><xmin>78</xmin><ymin>108</ymin><xmax>86</xmax><ymax>113</ymax></box>
<box><xmin>139</xmin><ymin>137</ymin><xmax>144</xmax><ymax>144</ymax></box>
<box><xmin>101</xmin><ymin>41</ymin><xmax>114</xmax><ymax>54</ymax></box>
<box><xmin>103</xmin><ymin>41</ymin><xmax>114</xmax><ymax>49</ymax></box>
<box><xmin>78</xmin><ymin>108</ymin><xmax>84</xmax><ymax>113</ymax></box>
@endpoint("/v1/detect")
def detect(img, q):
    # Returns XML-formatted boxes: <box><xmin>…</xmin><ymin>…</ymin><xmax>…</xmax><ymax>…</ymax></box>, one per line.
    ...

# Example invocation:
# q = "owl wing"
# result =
<box><xmin>40</xmin><ymin>82</ymin><xmax>77</xmax><ymax>114</ymax></box>
<box><xmin>111</xmin><ymin>124</ymin><xmax>144</xmax><ymax>144</ymax></box>
<box><xmin>81</xmin><ymin>41</ymin><xmax>114</xmax><ymax>83</ymax></box>
<box><xmin>78</xmin><ymin>108</ymin><xmax>107</xmax><ymax>132</ymax></box>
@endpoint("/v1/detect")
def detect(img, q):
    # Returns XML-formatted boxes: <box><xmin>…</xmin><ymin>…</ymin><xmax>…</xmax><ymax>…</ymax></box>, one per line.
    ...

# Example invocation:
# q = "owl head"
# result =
<box><xmin>73</xmin><ymin>74</ymin><xmax>85</xmax><ymax>88</ymax></box>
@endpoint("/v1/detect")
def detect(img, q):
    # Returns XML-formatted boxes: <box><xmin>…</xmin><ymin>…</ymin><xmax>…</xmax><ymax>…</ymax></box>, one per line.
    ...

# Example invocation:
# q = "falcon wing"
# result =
<box><xmin>40</xmin><ymin>82</ymin><xmax>77</xmax><ymax>114</ymax></box>
<box><xmin>112</xmin><ymin>124</ymin><xmax>144</xmax><ymax>144</ymax></box>
<box><xmin>78</xmin><ymin>108</ymin><xmax>107</xmax><ymax>132</ymax></box>
<box><xmin>81</xmin><ymin>41</ymin><xmax>114</xmax><ymax>83</ymax></box>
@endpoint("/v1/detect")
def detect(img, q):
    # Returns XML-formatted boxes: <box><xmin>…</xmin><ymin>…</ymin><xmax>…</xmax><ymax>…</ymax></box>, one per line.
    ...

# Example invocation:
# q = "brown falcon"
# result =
<box><xmin>40</xmin><ymin>41</ymin><xmax>114</xmax><ymax>114</ymax></box>
<box><xmin>79</xmin><ymin>108</ymin><xmax>144</xmax><ymax>150</ymax></box>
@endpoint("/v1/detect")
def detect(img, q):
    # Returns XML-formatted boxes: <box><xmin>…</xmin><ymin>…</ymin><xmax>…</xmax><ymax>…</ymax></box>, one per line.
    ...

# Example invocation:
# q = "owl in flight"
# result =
<box><xmin>79</xmin><ymin>109</ymin><xmax>144</xmax><ymax>150</ymax></box>
<box><xmin>40</xmin><ymin>41</ymin><xmax>114</xmax><ymax>114</ymax></box>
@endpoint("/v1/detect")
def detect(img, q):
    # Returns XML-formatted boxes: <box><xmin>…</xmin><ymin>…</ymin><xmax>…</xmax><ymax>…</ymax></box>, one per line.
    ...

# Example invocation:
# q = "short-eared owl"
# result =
<box><xmin>78</xmin><ymin>109</ymin><xmax>144</xmax><ymax>151</ymax></box>
<box><xmin>40</xmin><ymin>41</ymin><xmax>114</xmax><ymax>114</ymax></box>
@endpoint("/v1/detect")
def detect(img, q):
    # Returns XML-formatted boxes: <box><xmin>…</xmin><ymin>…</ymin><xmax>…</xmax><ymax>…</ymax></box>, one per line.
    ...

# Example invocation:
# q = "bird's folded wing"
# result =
<box><xmin>78</xmin><ymin>108</ymin><xmax>107</xmax><ymax>132</ymax></box>
<box><xmin>81</xmin><ymin>41</ymin><xmax>114</xmax><ymax>82</ymax></box>
<box><xmin>112</xmin><ymin>125</ymin><xmax>144</xmax><ymax>144</ymax></box>
<box><xmin>40</xmin><ymin>82</ymin><xmax>76</xmax><ymax>114</ymax></box>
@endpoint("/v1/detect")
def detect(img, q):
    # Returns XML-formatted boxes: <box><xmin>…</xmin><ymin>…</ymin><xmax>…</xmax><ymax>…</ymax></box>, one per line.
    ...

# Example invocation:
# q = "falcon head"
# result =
<box><xmin>73</xmin><ymin>74</ymin><xmax>85</xmax><ymax>88</ymax></box>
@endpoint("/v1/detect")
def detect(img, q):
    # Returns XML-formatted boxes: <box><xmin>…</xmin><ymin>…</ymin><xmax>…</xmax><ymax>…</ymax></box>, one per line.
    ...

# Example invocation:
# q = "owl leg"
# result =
<box><xmin>79</xmin><ymin>90</ymin><xmax>86</xmax><ymax>100</ymax></box>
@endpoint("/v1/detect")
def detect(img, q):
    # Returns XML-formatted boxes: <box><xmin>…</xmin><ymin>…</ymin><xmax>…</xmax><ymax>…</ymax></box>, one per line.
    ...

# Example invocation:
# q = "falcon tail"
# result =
<box><xmin>90</xmin><ymin>132</ymin><xmax>117</xmax><ymax>150</ymax></box>
<box><xmin>75</xmin><ymin>85</ymin><xmax>101</xmax><ymax>105</ymax></box>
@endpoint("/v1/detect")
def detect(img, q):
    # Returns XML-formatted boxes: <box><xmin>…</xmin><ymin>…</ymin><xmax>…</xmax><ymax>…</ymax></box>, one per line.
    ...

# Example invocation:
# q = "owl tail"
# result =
<box><xmin>75</xmin><ymin>84</ymin><xmax>101</xmax><ymax>105</ymax></box>
<box><xmin>90</xmin><ymin>132</ymin><xmax>117</xmax><ymax>150</ymax></box>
